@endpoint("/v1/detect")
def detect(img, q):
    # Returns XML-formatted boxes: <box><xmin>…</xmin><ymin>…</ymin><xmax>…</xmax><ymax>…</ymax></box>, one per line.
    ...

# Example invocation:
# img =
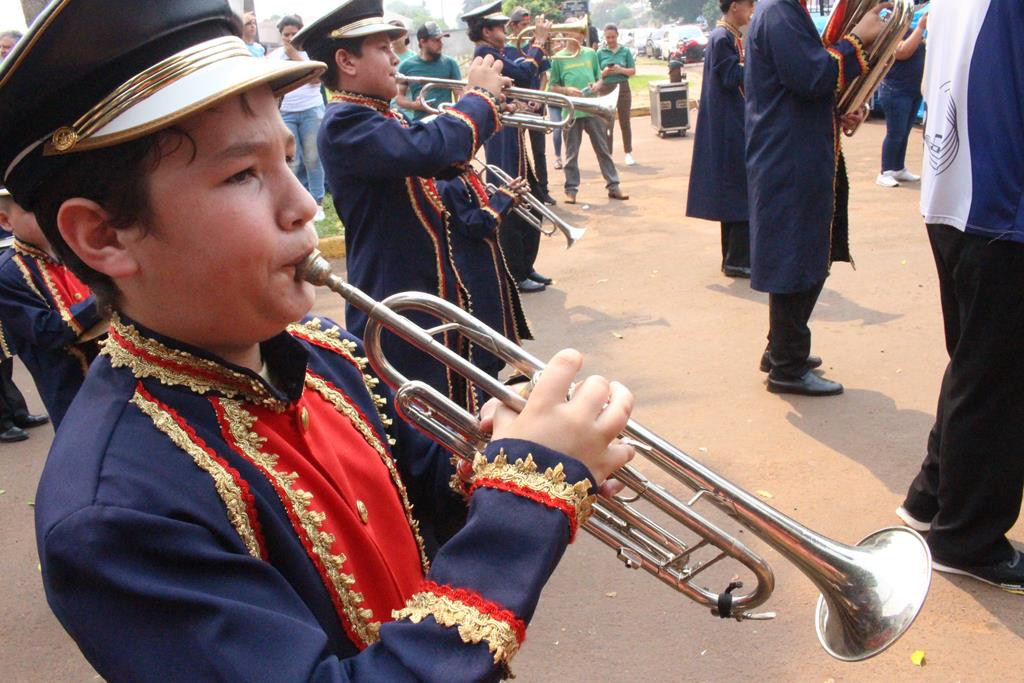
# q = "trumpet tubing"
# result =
<box><xmin>297</xmin><ymin>251</ymin><xmax>931</xmax><ymax>661</ymax></box>
<box><xmin>514</xmin><ymin>17</ymin><xmax>588</xmax><ymax>58</ymax></box>
<box><xmin>478</xmin><ymin>162</ymin><xmax>586</xmax><ymax>248</ymax></box>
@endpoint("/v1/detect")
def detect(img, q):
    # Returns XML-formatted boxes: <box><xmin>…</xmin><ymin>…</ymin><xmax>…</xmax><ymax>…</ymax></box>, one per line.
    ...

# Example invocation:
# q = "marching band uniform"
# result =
<box><xmin>744</xmin><ymin>0</ymin><xmax>866</xmax><ymax>393</ymax></box>
<box><xmin>465</xmin><ymin>1</ymin><xmax>548</xmax><ymax>290</ymax></box>
<box><xmin>0</xmin><ymin>2</ymin><xmax>599</xmax><ymax>679</ymax></box>
<box><xmin>38</xmin><ymin>315</ymin><xmax>594</xmax><ymax>680</ymax></box>
<box><xmin>314</xmin><ymin>56</ymin><xmax>503</xmax><ymax>410</ymax></box>
<box><xmin>439</xmin><ymin>170</ymin><xmax>532</xmax><ymax>398</ymax></box>
<box><xmin>686</xmin><ymin>20</ymin><xmax>750</xmax><ymax>277</ymax></box>
<box><xmin>0</xmin><ymin>237</ymin><xmax>101</xmax><ymax>427</ymax></box>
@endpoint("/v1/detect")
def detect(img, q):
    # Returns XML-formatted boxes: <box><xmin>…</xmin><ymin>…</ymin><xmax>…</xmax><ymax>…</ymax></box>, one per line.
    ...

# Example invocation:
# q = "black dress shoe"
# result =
<box><xmin>767</xmin><ymin>370</ymin><xmax>843</xmax><ymax>396</ymax></box>
<box><xmin>723</xmin><ymin>265</ymin><xmax>751</xmax><ymax>278</ymax></box>
<box><xmin>518</xmin><ymin>278</ymin><xmax>546</xmax><ymax>293</ymax></box>
<box><xmin>539</xmin><ymin>193</ymin><xmax>557</xmax><ymax>206</ymax></box>
<box><xmin>933</xmin><ymin>550</ymin><xmax>1024</xmax><ymax>593</ymax></box>
<box><xmin>14</xmin><ymin>413</ymin><xmax>49</xmax><ymax>429</ymax></box>
<box><xmin>0</xmin><ymin>425</ymin><xmax>29</xmax><ymax>443</ymax></box>
<box><xmin>759</xmin><ymin>352</ymin><xmax>822</xmax><ymax>373</ymax></box>
<box><xmin>527</xmin><ymin>271</ymin><xmax>553</xmax><ymax>285</ymax></box>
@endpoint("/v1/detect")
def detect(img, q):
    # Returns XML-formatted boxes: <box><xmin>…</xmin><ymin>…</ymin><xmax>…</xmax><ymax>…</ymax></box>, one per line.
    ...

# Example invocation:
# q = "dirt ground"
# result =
<box><xmin>1</xmin><ymin>110</ymin><xmax>1021</xmax><ymax>681</ymax></box>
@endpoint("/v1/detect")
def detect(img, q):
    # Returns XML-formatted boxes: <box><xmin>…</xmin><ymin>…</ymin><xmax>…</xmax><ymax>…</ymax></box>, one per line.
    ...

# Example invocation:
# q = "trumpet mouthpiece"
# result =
<box><xmin>295</xmin><ymin>249</ymin><xmax>332</xmax><ymax>286</ymax></box>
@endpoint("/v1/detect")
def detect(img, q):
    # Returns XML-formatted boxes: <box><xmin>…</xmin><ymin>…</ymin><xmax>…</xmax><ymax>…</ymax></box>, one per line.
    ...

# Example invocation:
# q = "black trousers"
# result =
<box><xmin>767</xmin><ymin>279</ymin><xmax>825</xmax><ymax>380</ymax></box>
<box><xmin>721</xmin><ymin>221</ymin><xmax>751</xmax><ymax>270</ymax></box>
<box><xmin>903</xmin><ymin>225</ymin><xmax>1024</xmax><ymax>566</ymax></box>
<box><xmin>528</xmin><ymin>128</ymin><xmax>549</xmax><ymax>196</ymax></box>
<box><xmin>0</xmin><ymin>357</ymin><xmax>29</xmax><ymax>429</ymax></box>
<box><xmin>499</xmin><ymin>213</ymin><xmax>541</xmax><ymax>282</ymax></box>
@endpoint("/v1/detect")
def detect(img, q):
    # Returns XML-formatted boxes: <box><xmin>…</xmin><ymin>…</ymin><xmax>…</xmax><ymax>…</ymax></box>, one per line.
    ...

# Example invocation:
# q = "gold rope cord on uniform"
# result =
<box><xmin>48</xmin><ymin>37</ymin><xmax>252</xmax><ymax>153</ymax></box>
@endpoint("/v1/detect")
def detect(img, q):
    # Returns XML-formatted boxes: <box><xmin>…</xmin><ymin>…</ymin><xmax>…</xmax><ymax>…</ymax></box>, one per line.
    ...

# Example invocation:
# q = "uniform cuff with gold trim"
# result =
<box><xmin>471</xmin><ymin>438</ymin><xmax>596</xmax><ymax>542</ymax></box>
<box><xmin>486</xmin><ymin>187</ymin><xmax>517</xmax><ymax>219</ymax></box>
<box><xmin>827</xmin><ymin>37</ymin><xmax>866</xmax><ymax>95</ymax></box>
<box><xmin>447</xmin><ymin>88</ymin><xmax>502</xmax><ymax>154</ymax></box>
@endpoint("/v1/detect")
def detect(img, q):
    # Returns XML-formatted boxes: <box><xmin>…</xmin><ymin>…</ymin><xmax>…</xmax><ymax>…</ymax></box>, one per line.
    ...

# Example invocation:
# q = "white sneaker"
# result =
<box><xmin>624</xmin><ymin>153</ymin><xmax>636</xmax><ymax>166</ymax></box>
<box><xmin>891</xmin><ymin>168</ymin><xmax>920</xmax><ymax>182</ymax></box>
<box><xmin>875</xmin><ymin>173</ymin><xmax>900</xmax><ymax>188</ymax></box>
<box><xmin>314</xmin><ymin>206</ymin><xmax>326</xmax><ymax>222</ymax></box>
<box><xmin>895</xmin><ymin>506</ymin><xmax>932</xmax><ymax>533</ymax></box>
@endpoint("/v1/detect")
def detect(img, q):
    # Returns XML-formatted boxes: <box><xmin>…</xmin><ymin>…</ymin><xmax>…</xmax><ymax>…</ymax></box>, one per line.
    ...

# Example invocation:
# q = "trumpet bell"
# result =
<box><xmin>815</xmin><ymin>527</ymin><xmax>932</xmax><ymax>661</ymax></box>
<box><xmin>561</xmin><ymin>85</ymin><xmax>619</xmax><ymax>127</ymax></box>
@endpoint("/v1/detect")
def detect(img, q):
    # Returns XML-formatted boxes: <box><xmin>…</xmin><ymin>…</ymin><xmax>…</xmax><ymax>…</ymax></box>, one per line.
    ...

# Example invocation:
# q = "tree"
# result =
<box><xmin>648</xmin><ymin>0</ymin><xmax>706</xmax><ymax>23</ymax></box>
<box><xmin>701</xmin><ymin>0</ymin><xmax>720</xmax><ymax>27</ymax></box>
<box><xmin>385</xmin><ymin>0</ymin><xmax>448</xmax><ymax>29</ymax></box>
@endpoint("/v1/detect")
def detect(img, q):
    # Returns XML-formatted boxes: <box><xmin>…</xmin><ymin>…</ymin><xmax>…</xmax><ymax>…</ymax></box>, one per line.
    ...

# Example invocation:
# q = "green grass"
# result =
<box><xmin>629</xmin><ymin>74</ymin><xmax>668</xmax><ymax>99</ymax></box>
<box><xmin>316</xmin><ymin>194</ymin><xmax>345</xmax><ymax>239</ymax></box>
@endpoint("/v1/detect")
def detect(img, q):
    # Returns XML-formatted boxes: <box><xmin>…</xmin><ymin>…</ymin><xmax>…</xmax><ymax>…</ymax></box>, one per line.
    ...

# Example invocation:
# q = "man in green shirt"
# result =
<box><xmin>549</xmin><ymin>44</ymin><xmax>628</xmax><ymax>203</ymax></box>
<box><xmin>597</xmin><ymin>24</ymin><xmax>637</xmax><ymax>165</ymax></box>
<box><xmin>396</xmin><ymin>22</ymin><xmax>462</xmax><ymax>121</ymax></box>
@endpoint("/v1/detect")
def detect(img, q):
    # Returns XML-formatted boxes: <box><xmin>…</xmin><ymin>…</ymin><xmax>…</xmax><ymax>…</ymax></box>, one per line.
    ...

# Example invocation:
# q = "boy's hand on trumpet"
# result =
<box><xmin>481</xmin><ymin>349</ymin><xmax>636</xmax><ymax>487</ymax></box>
<box><xmin>465</xmin><ymin>54</ymin><xmax>512</xmax><ymax>100</ymax></box>
<box><xmin>505</xmin><ymin>176</ymin><xmax>530</xmax><ymax>204</ymax></box>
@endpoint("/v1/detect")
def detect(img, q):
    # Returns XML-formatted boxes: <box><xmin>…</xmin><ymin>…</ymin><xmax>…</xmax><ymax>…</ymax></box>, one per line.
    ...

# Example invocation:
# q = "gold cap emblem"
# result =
<box><xmin>51</xmin><ymin>127</ymin><xmax>79</xmax><ymax>152</ymax></box>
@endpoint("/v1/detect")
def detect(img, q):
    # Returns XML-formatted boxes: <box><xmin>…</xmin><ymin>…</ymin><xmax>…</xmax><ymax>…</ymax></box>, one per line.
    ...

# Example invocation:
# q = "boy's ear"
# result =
<box><xmin>0</xmin><ymin>209</ymin><xmax>11</xmax><ymax>232</ymax></box>
<box><xmin>57</xmin><ymin>198</ymin><xmax>140</xmax><ymax>279</ymax></box>
<box><xmin>335</xmin><ymin>47</ymin><xmax>358</xmax><ymax>77</ymax></box>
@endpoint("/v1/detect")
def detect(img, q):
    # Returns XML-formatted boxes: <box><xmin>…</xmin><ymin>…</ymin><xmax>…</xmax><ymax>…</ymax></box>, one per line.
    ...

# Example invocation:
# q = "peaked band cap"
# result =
<box><xmin>292</xmin><ymin>0</ymin><xmax>406</xmax><ymax>50</ymax></box>
<box><xmin>461</xmin><ymin>0</ymin><xmax>510</xmax><ymax>26</ymax></box>
<box><xmin>0</xmin><ymin>0</ymin><xmax>325</xmax><ymax>204</ymax></box>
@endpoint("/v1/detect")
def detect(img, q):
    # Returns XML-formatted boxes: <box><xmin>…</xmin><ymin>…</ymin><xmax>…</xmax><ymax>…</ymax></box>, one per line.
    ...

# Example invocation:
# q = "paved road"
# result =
<box><xmin>1</xmin><ymin>115</ymin><xmax>1021</xmax><ymax>681</ymax></box>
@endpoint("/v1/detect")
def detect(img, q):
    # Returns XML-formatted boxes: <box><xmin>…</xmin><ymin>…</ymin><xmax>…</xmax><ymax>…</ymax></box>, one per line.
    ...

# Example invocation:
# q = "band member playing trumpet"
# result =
<box><xmin>298</xmin><ymin>0</ymin><xmax>510</xmax><ymax>410</ymax></box>
<box><xmin>6</xmin><ymin>1</ymin><xmax>634</xmax><ymax>679</ymax></box>
<box><xmin>745</xmin><ymin>0</ymin><xmax>889</xmax><ymax>396</ymax></box>
<box><xmin>465</xmin><ymin>0</ymin><xmax>552</xmax><ymax>293</ymax></box>
<box><xmin>686</xmin><ymin>0</ymin><xmax>755</xmax><ymax>279</ymax></box>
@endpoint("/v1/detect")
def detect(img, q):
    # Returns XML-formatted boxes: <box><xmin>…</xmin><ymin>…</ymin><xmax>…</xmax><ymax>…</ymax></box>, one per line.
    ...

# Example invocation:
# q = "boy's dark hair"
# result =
<box><xmin>467</xmin><ymin>23</ymin><xmax>485</xmax><ymax>43</ymax></box>
<box><xmin>277</xmin><ymin>15</ymin><xmax>303</xmax><ymax>33</ymax></box>
<box><xmin>604</xmin><ymin>24</ymin><xmax>618</xmax><ymax>33</ymax></box>
<box><xmin>26</xmin><ymin>133</ymin><xmax>184</xmax><ymax>312</ymax></box>
<box><xmin>307</xmin><ymin>36</ymin><xmax>365</xmax><ymax>90</ymax></box>
<box><xmin>720</xmin><ymin>0</ymin><xmax>737</xmax><ymax>12</ymax></box>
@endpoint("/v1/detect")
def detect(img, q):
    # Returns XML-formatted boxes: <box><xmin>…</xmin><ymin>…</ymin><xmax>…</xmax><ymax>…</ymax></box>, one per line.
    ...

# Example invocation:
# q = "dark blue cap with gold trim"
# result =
<box><xmin>0</xmin><ymin>0</ymin><xmax>325</xmax><ymax>205</ymax></box>
<box><xmin>292</xmin><ymin>0</ymin><xmax>407</xmax><ymax>52</ymax></box>
<box><xmin>461</xmin><ymin>0</ymin><xmax>510</xmax><ymax>27</ymax></box>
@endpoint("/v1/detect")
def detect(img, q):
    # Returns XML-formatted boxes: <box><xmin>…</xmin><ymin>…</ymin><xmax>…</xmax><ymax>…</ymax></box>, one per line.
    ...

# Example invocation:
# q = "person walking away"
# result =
<box><xmin>396</xmin><ymin>22</ymin><xmax>462</xmax><ymax>122</ymax></box>
<box><xmin>686</xmin><ymin>0</ymin><xmax>755</xmax><ymax>278</ymax></box>
<box><xmin>896</xmin><ymin>0</ymin><xmax>1024</xmax><ymax>593</ymax></box>
<box><xmin>875</xmin><ymin>12</ymin><xmax>927</xmax><ymax>188</ymax></box>
<box><xmin>597</xmin><ymin>24</ymin><xmax>636</xmax><ymax>166</ymax></box>
<box><xmin>270</xmin><ymin>15</ymin><xmax>327</xmax><ymax>222</ymax></box>
<box><xmin>549</xmin><ymin>40</ymin><xmax>628</xmax><ymax>204</ymax></box>
<box><xmin>745</xmin><ymin>0</ymin><xmax>888</xmax><ymax>396</ymax></box>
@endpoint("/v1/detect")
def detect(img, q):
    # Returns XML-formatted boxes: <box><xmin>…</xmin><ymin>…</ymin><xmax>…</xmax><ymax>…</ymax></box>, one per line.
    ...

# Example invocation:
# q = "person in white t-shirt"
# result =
<box><xmin>269</xmin><ymin>15</ymin><xmax>326</xmax><ymax>221</ymax></box>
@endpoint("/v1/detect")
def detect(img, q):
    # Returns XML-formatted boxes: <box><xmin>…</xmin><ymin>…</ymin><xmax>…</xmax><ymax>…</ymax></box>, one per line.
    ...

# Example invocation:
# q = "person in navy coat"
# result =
<box><xmin>745</xmin><ymin>0</ymin><xmax>889</xmax><ymax>396</ymax></box>
<box><xmin>302</xmin><ymin>2</ymin><xmax>507</xmax><ymax>411</ymax></box>
<box><xmin>686</xmin><ymin>0</ymin><xmax>756</xmax><ymax>278</ymax></box>
<box><xmin>466</xmin><ymin>0</ymin><xmax>553</xmax><ymax>293</ymax></box>
<box><xmin>0</xmin><ymin>1</ymin><xmax>635</xmax><ymax>679</ymax></box>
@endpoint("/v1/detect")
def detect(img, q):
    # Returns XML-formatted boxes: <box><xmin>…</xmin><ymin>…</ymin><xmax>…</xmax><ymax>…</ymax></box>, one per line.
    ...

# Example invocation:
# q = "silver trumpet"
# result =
<box><xmin>474</xmin><ymin>161</ymin><xmax>586</xmax><ymax>249</ymax></box>
<box><xmin>298</xmin><ymin>251</ymin><xmax>931</xmax><ymax>661</ymax></box>
<box><xmin>396</xmin><ymin>75</ymin><xmax>619</xmax><ymax>131</ymax></box>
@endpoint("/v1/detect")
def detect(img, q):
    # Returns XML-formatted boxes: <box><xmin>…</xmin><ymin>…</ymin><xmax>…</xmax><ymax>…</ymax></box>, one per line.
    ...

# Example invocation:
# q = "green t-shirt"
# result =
<box><xmin>548</xmin><ymin>47</ymin><xmax>601</xmax><ymax>119</ymax></box>
<box><xmin>596</xmin><ymin>45</ymin><xmax>635</xmax><ymax>85</ymax></box>
<box><xmin>397</xmin><ymin>54</ymin><xmax>462</xmax><ymax>120</ymax></box>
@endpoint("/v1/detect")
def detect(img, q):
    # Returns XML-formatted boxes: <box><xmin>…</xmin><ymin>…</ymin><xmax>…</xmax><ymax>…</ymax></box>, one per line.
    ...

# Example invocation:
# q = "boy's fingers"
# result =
<box><xmin>595</xmin><ymin>380</ymin><xmax>633</xmax><ymax>435</ymax></box>
<box><xmin>571</xmin><ymin>374</ymin><xmax>612</xmax><ymax>417</ymax></box>
<box><xmin>527</xmin><ymin>349</ymin><xmax>582</xmax><ymax>409</ymax></box>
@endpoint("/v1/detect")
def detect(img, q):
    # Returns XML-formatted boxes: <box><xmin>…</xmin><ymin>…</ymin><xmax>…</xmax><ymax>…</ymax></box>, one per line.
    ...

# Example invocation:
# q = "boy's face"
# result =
<box><xmin>482</xmin><ymin>24</ymin><xmax>507</xmax><ymax>49</ymax></box>
<box><xmin>115</xmin><ymin>86</ymin><xmax>318</xmax><ymax>355</ymax></box>
<box><xmin>281</xmin><ymin>25</ymin><xmax>300</xmax><ymax>46</ymax></box>
<box><xmin>0</xmin><ymin>198</ymin><xmax>49</xmax><ymax>247</ymax></box>
<box><xmin>342</xmin><ymin>34</ymin><xmax>399</xmax><ymax>100</ymax></box>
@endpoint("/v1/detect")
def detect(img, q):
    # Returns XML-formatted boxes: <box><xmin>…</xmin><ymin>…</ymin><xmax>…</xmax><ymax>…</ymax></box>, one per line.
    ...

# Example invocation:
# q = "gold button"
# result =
<box><xmin>299</xmin><ymin>406</ymin><xmax>309</xmax><ymax>432</ymax></box>
<box><xmin>356</xmin><ymin>500</ymin><xmax>369</xmax><ymax>524</ymax></box>
<box><xmin>73</xmin><ymin>292</ymin><xmax>82</xmax><ymax>301</ymax></box>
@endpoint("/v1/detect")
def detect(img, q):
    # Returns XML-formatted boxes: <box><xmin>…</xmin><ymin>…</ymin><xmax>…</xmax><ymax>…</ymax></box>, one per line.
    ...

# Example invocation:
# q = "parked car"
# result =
<box><xmin>656</xmin><ymin>24</ymin><xmax>707</xmax><ymax>62</ymax></box>
<box><xmin>641</xmin><ymin>28</ymin><xmax>668</xmax><ymax>58</ymax></box>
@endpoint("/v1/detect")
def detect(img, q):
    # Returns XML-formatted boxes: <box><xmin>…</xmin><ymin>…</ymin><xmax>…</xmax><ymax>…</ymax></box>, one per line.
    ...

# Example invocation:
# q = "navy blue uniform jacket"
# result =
<box><xmin>319</xmin><ymin>90</ymin><xmax>501</xmax><ymax>407</ymax></box>
<box><xmin>687</xmin><ymin>25</ymin><xmax>748</xmax><ymax>223</ymax></box>
<box><xmin>475</xmin><ymin>43</ymin><xmax>547</xmax><ymax>180</ymax></box>
<box><xmin>36</xmin><ymin>314</ymin><xmax>596</xmax><ymax>681</ymax></box>
<box><xmin>0</xmin><ymin>239</ymin><xmax>102</xmax><ymax>426</ymax></box>
<box><xmin>745</xmin><ymin>0</ymin><xmax>865</xmax><ymax>293</ymax></box>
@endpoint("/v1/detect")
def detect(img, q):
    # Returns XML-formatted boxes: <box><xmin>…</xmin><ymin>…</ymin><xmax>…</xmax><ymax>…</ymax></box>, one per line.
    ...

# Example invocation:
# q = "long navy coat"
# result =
<box><xmin>745</xmin><ymin>0</ymin><xmax>864</xmax><ymax>293</ymax></box>
<box><xmin>686</xmin><ymin>25</ymin><xmax>748</xmax><ymax>223</ymax></box>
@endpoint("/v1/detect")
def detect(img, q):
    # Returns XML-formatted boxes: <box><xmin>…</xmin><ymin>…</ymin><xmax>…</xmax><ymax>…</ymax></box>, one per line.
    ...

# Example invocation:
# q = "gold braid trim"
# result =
<box><xmin>102</xmin><ymin>313</ymin><xmax>284</xmax><ymax>411</ymax></box>
<box><xmin>11</xmin><ymin>254</ymin><xmax>46</xmax><ymax>301</ymax></box>
<box><xmin>36</xmin><ymin>260</ymin><xmax>83</xmax><ymax>336</ymax></box>
<box><xmin>0</xmin><ymin>324</ymin><xmax>11</xmax><ymax>360</ymax></box>
<box><xmin>130</xmin><ymin>390</ymin><xmax>262</xmax><ymax>559</ymax></box>
<box><xmin>305</xmin><ymin>373</ymin><xmax>431</xmax><ymax>574</ymax></box>
<box><xmin>471</xmin><ymin>450</ymin><xmax>595</xmax><ymax>531</ymax></box>
<box><xmin>393</xmin><ymin>587</ymin><xmax>524</xmax><ymax>665</ymax></box>
<box><xmin>218</xmin><ymin>398</ymin><xmax>381</xmax><ymax>646</ymax></box>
